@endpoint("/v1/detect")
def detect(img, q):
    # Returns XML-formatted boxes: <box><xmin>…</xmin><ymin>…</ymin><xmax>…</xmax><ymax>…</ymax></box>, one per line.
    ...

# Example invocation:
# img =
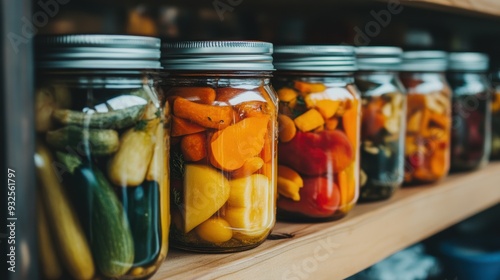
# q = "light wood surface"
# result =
<box><xmin>400</xmin><ymin>0</ymin><xmax>500</xmax><ymax>16</ymax></box>
<box><xmin>153</xmin><ymin>162</ymin><xmax>500</xmax><ymax>280</ymax></box>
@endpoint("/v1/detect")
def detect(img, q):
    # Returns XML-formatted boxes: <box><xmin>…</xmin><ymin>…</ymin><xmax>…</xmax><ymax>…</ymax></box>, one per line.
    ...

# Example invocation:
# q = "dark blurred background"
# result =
<box><xmin>35</xmin><ymin>0</ymin><xmax>500</xmax><ymax>68</ymax></box>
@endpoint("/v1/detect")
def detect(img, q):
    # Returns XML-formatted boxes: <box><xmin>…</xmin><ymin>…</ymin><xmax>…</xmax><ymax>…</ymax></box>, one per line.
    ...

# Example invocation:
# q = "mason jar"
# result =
<box><xmin>355</xmin><ymin>47</ymin><xmax>406</xmax><ymax>201</ymax></box>
<box><xmin>400</xmin><ymin>51</ymin><xmax>452</xmax><ymax>184</ymax></box>
<box><xmin>273</xmin><ymin>45</ymin><xmax>360</xmax><ymax>221</ymax></box>
<box><xmin>34</xmin><ymin>35</ymin><xmax>169</xmax><ymax>280</ymax></box>
<box><xmin>160</xmin><ymin>41</ymin><xmax>277</xmax><ymax>252</ymax></box>
<box><xmin>491</xmin><ymin>68</ymin><xmax>500</xmax><ymax>160</ymax></box>
<box><xmin>447</xmin><ymin>53</ymin><xmax>492</xmax><ymax>171</ymax></box>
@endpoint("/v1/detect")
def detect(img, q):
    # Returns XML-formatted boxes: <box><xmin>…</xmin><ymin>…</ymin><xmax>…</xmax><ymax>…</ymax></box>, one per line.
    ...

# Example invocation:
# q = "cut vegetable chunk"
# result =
<box><xmin>210</xmin><ymin>115</ymin><xmax>270</xmax><ymax>171</ymax></box>
<box><xmin>184</xmin><ymin>165</ymin><xmax>230</xmax><ymax>233</ymax></box>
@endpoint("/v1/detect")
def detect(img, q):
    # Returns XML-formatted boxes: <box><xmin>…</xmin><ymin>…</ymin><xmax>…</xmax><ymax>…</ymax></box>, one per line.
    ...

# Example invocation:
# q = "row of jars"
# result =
<box><xmin>33</xmin><ymin>35</ymin><xmax>500</xmax><ymax>280</ymax></box>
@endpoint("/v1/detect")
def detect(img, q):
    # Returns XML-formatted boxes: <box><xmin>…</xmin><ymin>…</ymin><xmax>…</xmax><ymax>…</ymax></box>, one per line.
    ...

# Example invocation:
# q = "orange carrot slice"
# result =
<box><xmin>171</xmin><ymin>116</ymin><xmax>206</xmax><ymax>137</ymax></box>
<box><xmin>168</xmin><ymin>87</ymin><xmax>216</xmax><ymax>104</ymax></box>
<box><xmin>209</xmin><ymin>116</ymin><xmax>270</xmax><ymax>171</ymax></box>
<box><xmin>181</xmin><ymin>133</ymin><xmax>207</xmax><ymax>162</ymax></box>
<box><xmin>173</xmin><ymin>97</ymin><xmax>235</xmax><ymax>129</ymax></box>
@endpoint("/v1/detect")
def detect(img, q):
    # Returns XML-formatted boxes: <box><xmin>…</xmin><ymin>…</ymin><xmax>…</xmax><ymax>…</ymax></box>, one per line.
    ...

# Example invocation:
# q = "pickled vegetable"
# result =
<box><xmin>357</xmin><ymin>90</ymin><xmax>405</xmax><ymax>201</ymax></box>
<box><xmin>118</xmin><ymin>181</ymin><xmax>161</xmax><ymax>267</ymax></box>
<box><xmin>35</xmin><ymin>86</ymin><xmax>168</xmax><ymax>280</ymax></box>
<box><xmin>166</xmin><ymin>84</ymin><xmax>276</xmax><ymax>251</ymax></box>
<box><xmin>275</xmin><ymin>79</ymin><xmax>360</xmax><ymax>221</ymax></box>
<box><xmin>450</xmin><ymin>92</ymin><xmax>490</xmax><ymax>171</ymax></box>
<box><xmin>35</xmin><ymin>144</ymin><xmax>95</xmax><ymax>280</ymax></box>
<box><xmin>401</xmin><ymin>75</ymin><xmax>452</xmax><ymax>183</ymax></box>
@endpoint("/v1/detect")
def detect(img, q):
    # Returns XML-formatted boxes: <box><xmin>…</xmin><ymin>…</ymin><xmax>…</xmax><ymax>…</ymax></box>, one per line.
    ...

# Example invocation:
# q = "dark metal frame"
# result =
<box><xmin>1</xmin><ymin>0</ymin><xmax>37</xmax><ymax>279</ymax></box>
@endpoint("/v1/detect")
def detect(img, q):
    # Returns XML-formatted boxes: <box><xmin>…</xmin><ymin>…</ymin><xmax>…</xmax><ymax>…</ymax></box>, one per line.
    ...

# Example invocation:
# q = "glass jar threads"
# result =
<box><xmin>161</xmin><ymin>41</ymin><xmax>277</xmax><ymax>252</ymax></box>
<box><xmin>34</xmin><ymin>35</ymin><xmax>169</xmax><ymax>280</ymax></box>
<box><xmin>447</xmin><ymin>53</ymin><xmax>492</xmax><ymax>171</ymax></box>
<box><xmin>273</xmin><ymin>45</ymin><xmax>360</xmax><ymax>221</ymax></box>
<box><xmin>491</xmin><ymin>68</ymin><xmax>500</xmax><ymax>160</ymax></box>
<box><xmin>400</xmin><ymin>51</ymin><xmax>452</xmax><ymax>184</ymax></box>
<box><xmin>355</xmin><ymin>47</ymin><xmax>406</xmax><ymax>201</ymax></box>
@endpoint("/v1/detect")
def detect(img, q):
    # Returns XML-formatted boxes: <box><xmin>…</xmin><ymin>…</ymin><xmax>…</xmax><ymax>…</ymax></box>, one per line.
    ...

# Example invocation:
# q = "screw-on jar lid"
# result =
<box><xmin>356</xmin><ymin>46</ymin><xmax>402</xmax><ymax>71</ymax></box>
<box><xmin>35</xmin><ymin>35</ymin><xmax>161</xmax><ymax>69</ymax></box>
<box><xmin>400</xmin><ymin>51</ymin><xmax>448</xmax><ymax>72</ymax></box>
<box><xmin>274</xmin><ymin>45</ymin><xmax>357</xmax><ymax>72</ymax></box>
<box><xmin>448</xmin><ymin>52</ymin><xmax>489</xmax><ymax>72</ymax></box>
<box><xmin>161</xmin><ymin>41</ymin><xmax>274</xmax><ymax>71</ymax></box>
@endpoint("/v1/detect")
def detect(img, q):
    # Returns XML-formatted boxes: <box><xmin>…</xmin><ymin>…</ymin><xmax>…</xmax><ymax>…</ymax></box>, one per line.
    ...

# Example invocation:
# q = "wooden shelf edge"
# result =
<box><xmin>153</xmin><ymin>162</ymin><xmax>500</xmax><ymax>280</ymax></box>
<box><xmin>399</xmin><ymin>0</ymin><xmax>500</xmax><ymax>17</ymax></box>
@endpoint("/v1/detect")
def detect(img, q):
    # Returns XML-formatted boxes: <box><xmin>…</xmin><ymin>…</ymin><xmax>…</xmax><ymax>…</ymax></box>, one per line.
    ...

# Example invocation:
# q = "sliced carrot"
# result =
<box><xmin>173</xmin><ymin>97</ymin><xmax>235</xmax><ymax>129</ymax></box>
<box><xmin>171</xmin><ymin>116</ymin><xmax>206</xmax><ymax>137</ymax></box>
<box><xmin>180</xmin><ymin>132</ymin><xmax>207</xmax><ymax>162</ymax></box>
<box><xmin>337</xmin><ymin>170</ymin><xmax>349</xmax><ymax>211</ymax></box>
<box><xmin>168</xmin><ymin>87</ymin><xmax>216</xmax><ymax>104</ymax></box>
<box><xmin>209</xmin><ymin>115</ymin><xmax>270</xmax><ymax>171</ymax></box>
<box><xmin>294</xmin><ymin>81</ymin><xmax>326</xmax><ymax>94</ymax></box>
<box><xmin>342</xmin><ymin>99</ymin><xmax>359</xmax><ymax>151</ymax></box>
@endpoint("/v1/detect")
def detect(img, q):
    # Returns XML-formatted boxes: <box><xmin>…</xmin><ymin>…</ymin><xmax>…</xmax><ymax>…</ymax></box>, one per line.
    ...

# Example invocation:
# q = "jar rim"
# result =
<box><xmin>161</xmin><ymin>41</ymin><xmax>274</xmax><ymax>71</ymax></box>
<box><xmin>35</xmin><ymin>35</ymin><xmax>162</xmax><ymax>69</ymax></box>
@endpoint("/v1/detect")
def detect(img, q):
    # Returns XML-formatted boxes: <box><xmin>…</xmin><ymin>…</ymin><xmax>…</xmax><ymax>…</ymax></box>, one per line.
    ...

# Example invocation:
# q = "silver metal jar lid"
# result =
<box><xmin>35</xmin><ymin>35</ymin><xmax>162</xmax><ymax>69</ymax></box>
<box><xmin>356</xmin><ymin>46</ymin><xmax>402</xmax><ymax>71</ymax></box>
<box><xmin>448</xmin><ymin>52</ymin><xmax>489</xmax><ymax>72</ymax></box>
<box><xmin>400</xmin><ymin>51</ymin><xmax>448</xmax><ymax>72</ymax></box>
<box><xmin>273</xmin><ymin>45</ymin><xmax>357</xmax><ymax>72</ymax></box>
<box><xmin>161</xmin><ymin>41</ymin><xmax>274</xmax><ymax>71</ymax></box>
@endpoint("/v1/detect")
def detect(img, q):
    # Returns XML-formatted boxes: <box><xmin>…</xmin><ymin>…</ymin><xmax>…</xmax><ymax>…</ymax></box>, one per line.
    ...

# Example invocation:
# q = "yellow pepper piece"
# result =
<box><xmin>316</xmin><ymin>100</ymin><xmax>341</xmax><ymax>119</ymax></box>
<box><xmin>278</xmin><ymin>177</ymin><xmax>301</xmax><ymax>201</ymax></box>
<box><xmin>278</xmin><ymin>88</ymin><xmax>298</xmax><ymax>102</ymax></box>
<box><xmin>294</xmin><ymin>81</ymin><xmax>326</xmax><ymax>94</ymax></box>
<box><xmin>278</xmin><ymin>165</ymin><xmax>303</xmax><ymax>187</ymax></box>
<box><xmin>294</xmin><ymin>109</ymin><xmax>325</xmax><ymax>132</ymax></box>
<box><xmin>195</xmin><ymin>218</ymin><xmax>233</xmax><ymax>243</ymax></box>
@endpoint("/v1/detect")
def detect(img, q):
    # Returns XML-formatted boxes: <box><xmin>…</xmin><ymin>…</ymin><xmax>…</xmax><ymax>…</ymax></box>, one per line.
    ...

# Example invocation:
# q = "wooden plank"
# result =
<box><xmin>399</xmin><ymin>0</ymin><xmax>500</xmax><ymax>17</ymax></box>
<box><xmin>153</xmin><ymin>162</ymin><xmax>500</xmax><ymax>280</ymax></box>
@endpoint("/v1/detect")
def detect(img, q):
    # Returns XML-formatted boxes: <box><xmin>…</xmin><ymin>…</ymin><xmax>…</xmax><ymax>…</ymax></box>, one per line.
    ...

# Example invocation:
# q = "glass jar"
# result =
<box><xmin>273</xmin><ymin>46</ymin><xmax>360</xmax><ymax>221</ymax></box>
<box><xmin>160</xmin><ymin>41</ymin><xmax>277</xmax><ymax>252</ymax></box>
<box><xmin>447</xmin><ymin>53</ymin><xmax>492</xmax><ymax>171</ymax></box>
<box><xmin>400</xmin><ymin>51</ymin><xmax>452</xmax><ymax>184</ymax></box>
<box><xmin>34</xmin><ymin>35</ymin><xmax>169</xmax><ymax>280</ymax></box>
<box><xmin>491</xmin><ymin>69</ymin><xmax>500</xmax><ymax>160</ymax></box>
<box><xmin>355</xmin><ymin>47</ymin><xmax>406</xmax><ymax>201</ymax></box>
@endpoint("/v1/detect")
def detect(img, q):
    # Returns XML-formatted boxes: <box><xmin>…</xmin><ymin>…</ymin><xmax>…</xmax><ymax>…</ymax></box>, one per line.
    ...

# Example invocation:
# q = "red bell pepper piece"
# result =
<box><xmin>278</xmin><ymin>130</ymin><xmax>353</xmax><ymax>176</ymax></box>
<box><xmin>278</xmin><ymin>176</ymin><xmax>340</xmax><ymax>218</ymax></box>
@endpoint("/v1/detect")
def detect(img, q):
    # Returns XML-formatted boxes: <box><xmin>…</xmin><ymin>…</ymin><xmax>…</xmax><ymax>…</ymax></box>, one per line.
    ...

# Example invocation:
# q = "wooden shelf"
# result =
<box><xmin>153</xmin><ymin>162</ymin><xmax>500</xmax><ymax>280</ymax></box>
<box><xmin>399</xmin><ymin>0</ymin><xmax>500</xmax><ymax>17</ymax></box>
